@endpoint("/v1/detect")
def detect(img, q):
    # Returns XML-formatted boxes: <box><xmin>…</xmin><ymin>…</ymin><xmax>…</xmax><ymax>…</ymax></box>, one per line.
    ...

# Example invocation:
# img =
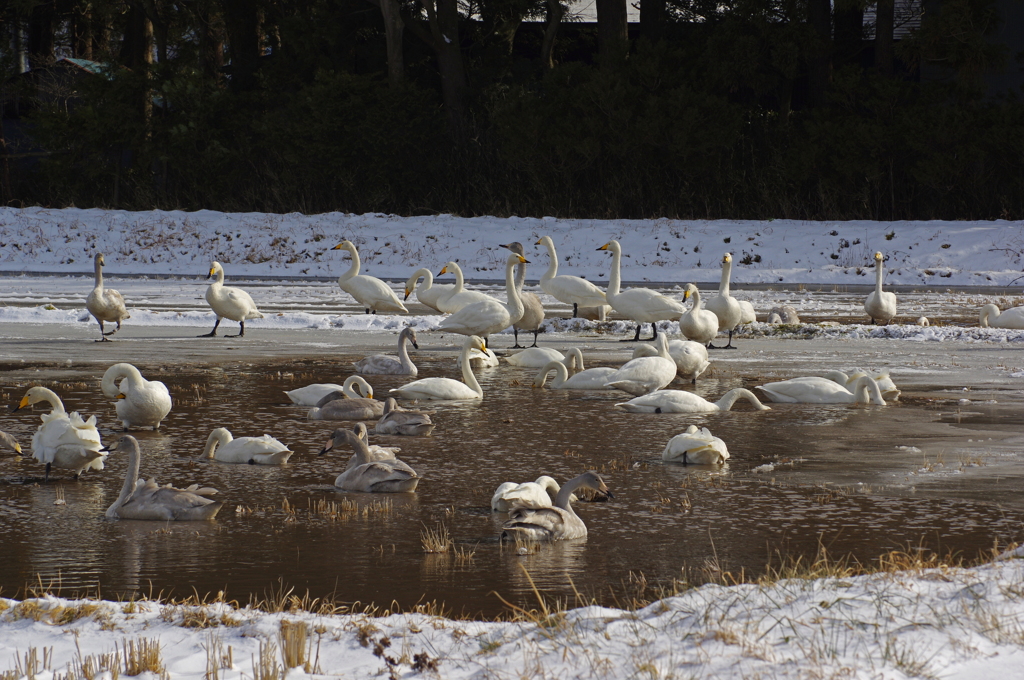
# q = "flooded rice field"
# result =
<box><xmin>2</xmin><ymin>347</ymin><xmax>1023</xmax><ymax>617</ymax></box>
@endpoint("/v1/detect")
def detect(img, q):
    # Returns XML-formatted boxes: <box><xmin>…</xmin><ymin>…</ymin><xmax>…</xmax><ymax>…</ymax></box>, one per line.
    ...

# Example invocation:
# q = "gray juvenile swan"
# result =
<box><xmin>0</xmin><ymin>430</ymin><xmax>22</xmax><ymax>455</ymax></box>
<box><xmin>319</xmin><ymin>424</ymin><xmax>419</xmax><ymax>492</ymax></box>
<box><xmin>500</xmin><ymin>471</ymin><xmax>612</xmax><ymax>542</ymax></box>
<box><xmin>352</xmin><ymin>327</ymin><xmax>420</xmax><ymax>376</ymax></box>
<box><xmin>106</xmin><ymin>435</ymin><xmax>223</xmax><ymax>521</ymax></box>
<box><xmin>307</xmin><ymin>384</ymin><xmax>385</xmax><ymax>420</ymax></box>
<box><xmin>374</xmin><ymin>398</ymin><xmax>435</xmax><ymax>436</ymax></box>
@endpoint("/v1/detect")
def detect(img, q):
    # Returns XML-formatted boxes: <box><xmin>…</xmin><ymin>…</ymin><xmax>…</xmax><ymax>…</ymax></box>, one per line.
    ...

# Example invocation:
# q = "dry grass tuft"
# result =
<box><xmin>251</xmin><ymin>639</ymin><xmax>281</xmax><ymax>680</ymax></box>
<box><xmin>201</xmin><ymin>633</ymin><xmax>233</xmax><ymax>680</ymax></box>
<box><xmin>420</xmin><ymin>523</ymin><xmax>453</xmax><ymax>554</ymax></box>
<box><xmin>121</xmin><ymin>637</ymin><xmax>163</xmax><ymax>676</ymax></box>
<box><xmin>6</xmin><ymin>646</ymin><xmax>53</xmax><ymax>680</ymax></box>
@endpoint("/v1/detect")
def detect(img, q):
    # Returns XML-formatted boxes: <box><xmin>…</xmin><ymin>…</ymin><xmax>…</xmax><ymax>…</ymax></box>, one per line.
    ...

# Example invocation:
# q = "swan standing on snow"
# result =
<box><xmin>491</xmin><ymin>476</ymin><xmax>576</xmax><ymax>512</ymax></box>
<box><xmin>435</xmin><ymin>262</ymin><xmax>495</xmax><ymax>313</ymax></box>
<box><xmin>0</xmin><ymin>431</ymin><xmax>22</xmax><ymax>455</ymax></box>
<box><xmin>353</xmin><ymin>327</ymin><xmax>419</xmax><ymax>376</ymax></box>
<box><xmin>979</xmin><ymin>304</ymin><xmax>1024</xmax><ymax>329</ymax></box>
<box><xmin>597</xmin><ymin>240</ymin><xmax>687</xmax><ymax>341</ymax></box>
<box><xmin>633</xmin><ymin>339</ymin><xmax>710</xmax><ymax>384</ymax></box>
<box><xmin>200</xmin><ymin>428</ymin><xmax>293</xmax><ymax>464</ymax></box>
<box><xmin>285</xmin><ymin>376</ymin><xmax>373</xmax><ymax>406</ymax></box>
<box><xmin>199</xmin><ymin>262</ymin><xmax>264</xmax><ymax>337</ymax></box>
<box><xmin>679</xmin><ymin>284</ymin><xmax>720</xmax><ymax>346</ymax></box>
<box><xmin>535</xmin><ymin>236</ymin><xmax>608</xmax><ymax>317</ymax></box>
<box><xmin>756</xmin><ymin>375</ymin><xmax>887</xmax><ymax>405</ymax></box>
<box><xmin>704</xmin><ymin>253</ymin><xmax>744</xmax><ymax>349</ymax></box>
<box><xmin>604</xmin><ymin>333</ymin><xmax>678</xmax><ymax>396</ymax></box>
<box><xmin>332</xmin><ymin>240</ymin><xmax>408</xmax><ymax>314</ymax></box>
<box><xmin>86</xmin><ymin>253</ymin><xmax>130</xmax><ymax>341</ymax></box>
<box><xmin>865</xmin><ymin>251</ymin><xmax>898</xmax><ymax>325</ymax></box>
<box><xmin>500</xmin><ymin>471</ymin><xmax>612</xmax><ymax>541</ymax></box>
<box><xmin>500</xmin><ymin>242</ymin><xmax>545</xmax><ymax>348</ymax></box>
<box><xmin>320</xmin><ymin>424</ymin><xmax>419</xmax><ymax>492</ymax></box>
<box><xmin>436</xmin><ymin>254</ymin><xmax>527</xmax><ymax>340</ymax></box>
<box><xmin>404</xmin><ymin>268</ymin><xmax>453</xmax><ymax>312</ymax></box>
<box><xmin>307</xmin><ymin>382</ymin><xmax>385</xmax><ymax>420</ymax></box>
<box><xmin>101</xmin><ymin>363</ymin><xmax>172</xmax><ymax>430</ymax></box>
<box><xmin>106</xmin><ymin>435</ymin><xmax>222</xmax><ymax>520</ymax></box>
<box><xmin>663</xmin><ymin>426</ymin><xmax>729</xmax><ymax>464</ymax></box>
<box><xmin>374</xmin><ymin>398</ymin><xmax>435</xmax><ymax>436</ymax></box>
<box><xmin>13</xmin><ymin>387</ymin><xmax>107</xmax><ymax>481</ymax></box>
<box><xmin>616</xmin><ymin>388</ymin><xmax>771</xmax><ymax>413</ymax></box>
<box><xmin>391</xmin><ymin>335</ymin><xmax>488</xmax><ymax>400</ymax></box>
<box><xmin>767</xmin><ymin>305</ymin><xmax>801</xmax><ymax>324</ymax></box>
<box><xmin>506</xmin><ymin>346</ymin><xmax>565</xmax><ymax>368</ymax></box>
<box><xmin>533</xmin><ymin>360</ymin><xmax>617</xmax><ymax>390</ymax></box>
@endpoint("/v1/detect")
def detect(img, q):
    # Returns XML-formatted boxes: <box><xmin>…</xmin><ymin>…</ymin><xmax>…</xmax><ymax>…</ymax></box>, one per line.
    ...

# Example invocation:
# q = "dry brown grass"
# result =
<box><xmin>420</xmin><ymin>523</ymin><xmax>453</xmax><ymax>554</ymax></box>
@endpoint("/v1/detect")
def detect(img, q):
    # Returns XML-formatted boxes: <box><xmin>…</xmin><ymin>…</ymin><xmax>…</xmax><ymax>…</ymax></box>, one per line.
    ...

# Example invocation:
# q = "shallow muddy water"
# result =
<box><xmin>1</xmin><ymin>355</ymin><xmax>1023</xmax><ymax>616</ymax></box>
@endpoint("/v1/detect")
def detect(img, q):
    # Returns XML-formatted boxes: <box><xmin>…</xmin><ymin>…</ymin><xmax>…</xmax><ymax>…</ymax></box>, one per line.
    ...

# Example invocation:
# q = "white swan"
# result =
<box><xmin>616</xmin><ymin>388</ymin><xmax>771</xmax><ymax>413</ymax></box>
<box><xmin>331</xmin><ymin>240</ymin><xmax>408</xmax><ymax>314</ymax></box>
<box><xmin>491</xmin><ymin>476</ymin><xmax>576</xmax><ymax>512</ymax></box>
<box><xmin>533</xmin><ymin>360</ymin><xmax>617</xmax><ymax>390</ymax></box>
<box><xmin>435</xmin><ymin>262</ymin><xmax>495</xmax><ymax>313</ymax></box>
<box><xmin>864</xmin><ymin>251</ymin><xmax>898</xmax><ymax>324</ymax></box>
<box><xmin>506</xmin><ymin>346</ymin><xmax>565</xmax><ymax>368</ymax></box>
<box><xmin>353</xmin><ymin>327</ymin><xmax>419</xmax><ymax>376</ymax></box>
<box><xmin>86</xmin><ymin>253</ymin><xmax>130</xmax><ymax>341</ymax></box>
<box><xmin>979</xmin><ymin>304</ymin><xmax>1024</xmax><ymax>329</ymax></box>
<box><xmin>404</xmin><ymin>268</ymin><xmax>453</xmax><ymax>312</ymax></box>
<box><xmin>13</xmin><ymin>387</ymin><xmax>107</xmax><ymax>481</ymax></box>
<box><xmin>391</xmin><ymin>336</ymin><xmax>487</xmax><ymax>400</ymax></box>
<box><xmin>106</xmin><ymin>435</ymin><xmax>222</xmax><ymax>520</ymax></box>
<box><xmin>500</xmin><ymin>242</ymin><xmax>545</xmax><ymax>348</ymax></box>
<box><xmin>603</xmin><ymin>333</ymin><xmax>677</xmax><ymax>396</ymax></box>
<box><xmin>826</xmin><ymin>369</ymin><xmax>900</xmax><ymax>401</ymax></box>
<box><xmin>101</xmin><ymin>363</ymin><xmax>172</xmax><ymax>430</ymax></box>
<box><xmin>756</xmin><ymin>375</ymin><xmax>887</xmax><ymax>405</ymax></box>
<box><xmin>633</xmin><ymin>339</ymin><xmax>710</xmax><ymax>384</ymax></box>
<box><xmin>738</xmin><ymin>300</ymin><xmax>757</xmax><ymax>325</ymax></box>
<box><xmin>917</xmin><ymin>316</ymin><xmax>930</xmax><ymax>327</ymax></box>
<box><xmin>662</xmin><ymin>426</ymin><xmax>729</xmax><ymax>464</ymax></box>
<box><xmin>374</xmin><ymin>398</ymin><xmax>435</xmax><ymax>436</ymax></box>
<box><xmin>307</xmin><ymin>385</ymin><xmax>385</xmax><ymax>420</ymax></box>
<box><xmin>199</xmin><ymin>262</ymin><xmax>264</xmax><ymax>337</ymax></box>
<box><xmin>320</xmin><ymin>424</ymin><xmax>419</xmax><ymax>492</ymax></box>
<box><xmin>500</xmin><ymin>471</ymin><xmax>612</xmax><ymax>542</ymax></box>
<box><xmin>467</xmin><ymin>347</ymin><xmax>500</xmax><ymax>368</ymax></box>
<box><xmin>436</xmin><ymin>254</ymin><xmax>527</xmax><ymax>339</ymax></box>
<box><xmin>535</xmin><ymin>236</ymin><xmax>608</xmax><ymax>317</ymax></box>
<box><xmin>704</xmin><ymin>253</ymin><xmax>744</xmax><ymax>349</ymax></box>
<box><xmin>598</xmin><ymin>240</ymin><xmax>686</xmax><ymax>341</ymax></box>
<box><xmin>200</xmin><ymin>428</ymin><xmax>293</xmax><ymax>464</ymax></box>
<box><xmin>767</xmin><ymin>305</ymin><xmax>801</xmax><ymax>324</ymax></box>
<box><xmin>285</xmin><ymin>376</ymin><xmax>372</xmax><ymax>406</ymax></box>
<box><xmin>0</xmin><ymin>430</ymin><xmax>23</xmax><ymax>455</ymax></box>
<box><xmin>679</xmin><ymin>284</ymin><xmax>720</xmax><ymax>345</ymax></box>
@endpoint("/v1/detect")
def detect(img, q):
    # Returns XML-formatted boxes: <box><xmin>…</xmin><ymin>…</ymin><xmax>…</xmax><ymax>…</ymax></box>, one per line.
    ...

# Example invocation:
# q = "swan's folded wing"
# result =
<box><xmin>503</xmin><ymin>506</ymin><xmax>567</xmax><ymax>536</ymax></box>
<box><xmin>501</xmin><ymin>483</ymin><xmax>553</xmax><ymax>510</ymax></box>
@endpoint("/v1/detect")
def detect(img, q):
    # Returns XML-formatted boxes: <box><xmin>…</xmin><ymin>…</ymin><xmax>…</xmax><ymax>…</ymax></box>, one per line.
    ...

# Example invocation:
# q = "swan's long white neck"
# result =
<box><xmin>503</xmin><ymin>257</ymin><xmax>525</xmax><ymax>323</ymax></box>
<box><xmin>554</xmin><ymin>475</ymin><xmax>588</xmax><ymax>513</ymax></box>
<box><xmin>605</xmin><ymin>241</ymin><xmax>622</xmax><ymax>297</ymax></box>
<box><xmin>106</xmin><ymin>440</ymin><xmax>141</xmax><ymax>518</ymax></box>
<box><xmin>654</xmin><ymin>333</ymin><xmax>671</xmax><ymax>360</ymax></box>
<box><xmin>715</xmin><ymin>388</ymin><xmax>768</xmax><ymax>412</ymax></box>
<box><xmin>567</xmin><ymin>347</ymin><xmax>584</xmax><ymax>371</ymax></box>
<box><xmin>102</xmin><ymin>363</ymin><xmax>144</xmax><ymax>398</ymax></box>
<box><xmin>719</xmin><ymin>258</ymin><xmax>733</xmax><ymax>296</ymax></box>
<box><xmin>852</xmin><ymin>376</ymin><xmax>886</xmax><ymax>405</ymax></box>
<box><xmin>94</xmin><ymin>257</ymin><xmax>105</xmax><ymax>289</ymax></box>
<box><xmin>397</xmin><ymin>330</ymin><xmax>414</xmax><ymax>371</ymax></box>
<box><xmin>536</xmin><ymin>361</ymin><xmax>568</xmax><ymax>388</ymax></box>
<box><xmin>875</xmin><ymin>259</ymin><xmax>885</xmax><ymax>292</ymax></box>
<box><xmin>343</xmin><ymin>376</ymin><xmax>369</xmax><ymax>398</ymax></box>
<box><xmin>211</xmin><ymin>265</ymin><xmax>225</xmax><ymax>287</ymax></box>
<box><xmin>459</xmin><ymin>340</ymin><xmax>484</xmax><ymax>397</ymax></box>
<box><xmin>409</xmin><ymin>268</ymin><xmax>432</xmax><ymax>292</ymax></box>
<box><xmin>979</xmin><ymin>304</ymin><xmax>999</xmax><ymax>327</ymax></box>
<box><xmin>690</xmin><ymin>288</ymin><xmax>704</xmax><ymax>311</ymax></box>
<box><xmin>541</xmin><ymin>239</ymin><xmax>559</xmax><ymax>283</ymax></box>
<box><xmin>33</xmin><ymin>388</ymin><xmax>66</xmax><ymax>415</ymax></box>
<box><xmin>338</xmin><ymin>247</ymin><xmax>360</xmax><ymax>283</ymax></box>
<box><xmin>202</xmin><ymin>428</ymin><xmax>233</xmax><ymax>459</ymax></box>
<box><xmin>449</xmin><ymin>263</ymin><xmax>466</xmax><ymax>294</ymax></box>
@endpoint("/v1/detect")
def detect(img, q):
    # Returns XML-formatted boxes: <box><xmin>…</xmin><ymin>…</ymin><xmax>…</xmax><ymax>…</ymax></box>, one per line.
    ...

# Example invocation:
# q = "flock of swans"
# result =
<box><xmin>8</xmin><ymin>238</ymin><xmax>1021</xmax><ymax>542</ymax></box>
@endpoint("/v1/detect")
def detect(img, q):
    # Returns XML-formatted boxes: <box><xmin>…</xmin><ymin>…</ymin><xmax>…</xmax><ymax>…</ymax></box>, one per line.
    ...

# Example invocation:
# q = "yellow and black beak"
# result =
<box><xmin>116</xmin><ymin>393</ymin><xmax>127</xmax><ymax>400</ymax></box>
<box><xmin>517</xmin><ymin>255</ymin><xmax>530</xmax><ymax>264</ymax></box>
<box><xmin>12</xmin><ymin>395</ymin><xmax>30</xmax><ymax>413</ymax></box>
<box><xmin>683</xmin><ymin>290</ymin><xmax>691</xmax><ymax>301</ymax></box>
<box><xmin>438</xmin><ymin>266</ymin><xmax>448</xmax><ymax>276</ymax></box>
<box><xmin>535</xmin><ymin>238</ymin><xmax>544</xmax><ymax>245</ymax></box>
<box><xmin>597</xmin><ymin>243</ymin><xmax>609</xmax><ymax>251</ymax></box>
<box><xmin>331</xmin><ymin>243</ymin><xmax>344</xmax><ymax>250</ymax></box>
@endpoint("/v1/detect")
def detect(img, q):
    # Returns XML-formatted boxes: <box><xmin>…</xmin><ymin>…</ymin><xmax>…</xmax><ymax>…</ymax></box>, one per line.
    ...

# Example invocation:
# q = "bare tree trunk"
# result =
<box><xmin>595</xmin><ymin>0</ymin><xmax>628</xmax><ymax>65</ymax></box>
<box><xmin>28</xmin><ymin>2</ymin><xmax>56</xmax><ymax>67</ymax></box>
<box><xmin>378</xmin><ymin>0</ymin><xmax>405</xmax><ymax>87</ymax></box>
<box><xmin>806</xmin><ymin>0</ymin><xmax>831</xmax><ymax>107</ymax></box>
<box><xmin>639</xmin><ymin>0</ymin><xmax>665</xmax><ymax>43</ymax></box>
<box><xmin>874</xmin><ymin>0</ymin><xmax>894</xmax><ymax>76</ymax></box>
<box><xmin>540</xmin><ymin>0</ymin><xmax>565</xmax><ymax>68</ymax></box>
<box><xmin>221</xmin><ymin>0</ymin><xmax>261</xmax><ymax>92</ymax></box>
<box><xmin>422</xmin><ymin>0</ymin><xmax>467</xmax><ymax>135</ymax></box>
<box><xmin>73</xmin><ymin>6</ymin><xmax>94</xmax><ymax>59</ymax></box>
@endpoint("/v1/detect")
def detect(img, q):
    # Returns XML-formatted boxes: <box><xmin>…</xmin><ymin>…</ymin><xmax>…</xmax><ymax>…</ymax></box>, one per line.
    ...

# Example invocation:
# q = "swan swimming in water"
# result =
<box><xmin>307</xmin><ymin>383</ymin><xmax>385</xmax><ymax>420</ymax></box>
<box><xmin>505</xmin><ymin>346</ymin><xmax>565</xmax><ymax>368</ymax></box>
<box><xmin>374</xmin><ymin>398</ymin><xmax>435</xmax><ymax>436</ymax></box>
<box><xmin>86</xmin><ymin>253</ymin><xmax>130</xmax><ymax>341</ymax></box>
<box><xmin>603</xmin><ymin>333</ymin><xmax>678</xmax><ymax>396</ymax></box>
<box><xmin>200</xmin><ymin>428</ymin><xmax>293</xmax><ymax>464</ymax></box>
<box><xmin>632</xmin><ymin>339</ymin><xmax>710</xmax><ymax>384</ymax></box>
<box><xmin>500</xmin><ymin>471</ymin><xmax>612</xmax><ymax>542</ymax></box>
<box><xmin>320</xmin><ymin>424</ymin><xmax>419</xmax><ymax>493</ymax></box>
<box><xmin>662</xmin><ymin>426</ymin><xmax>729</xmax><ymax>464</ymax></box>
<box><xmin>13</xmin><ymin>386</ymin><xmax>107</xmax><ymax>481</ymax></box>
<box><xmin>0</xmin><ymin>430</ymin><xmax>22</xmax><ymax>455</ymax></box>
<box><xmin>616</xmin><ymin>388</ymin><xmax>771</xmax><ymax>413</ymax></box>
<box><xmin>101</xmin><ymin>363</ymin><xmax>172</xmax><ymax>430</ymax></box>
<box><xmin>200</xmin><ymin>262</ymin><xmax>264</xmax><ymax>337</ymax></box>
<box><xmin>106</xmin><ymin>435</ymin><xmax>223</xmax><ymax>520</ymax></box>
<box><xmin>391</xmin><ymin>335</ymin><xmax>488</xmax><ymax>400</ymax></box>
<box><xmin>598</xmin><ymin>240</ymin><xmax>686</xmax><ymax>341</ymax></box>
<box><xmin>864</xmin><ymin>251</ymin><xmax>898</xmax><ymax>325</ymax></box>
<box><xmin>533</xmin><ymin>360</ymin><xmax>617</xmax><ymax>390</ymax></box>
<box><xmin>352</xmin><ymin>327</ymin><xmax>419</xmax><ymax>376</ymax></box>
<box><xmin>332</xmin><ymin>240</ymin><xmax>408</xmax><ymax>314</ymax></box>
<box><xmin>491</xmin><ymin>476</ymin><xmax>577</xmax><ymax>512</ymax></box>
<box><xmin>757</xmin><ymin>375</ymin><xmax>887</xmax><ymax>405</ymax></box>
<box><xmin>285</xmin><ymin>376</ymin><xmax>373</xmax><ymax>406</ymax></box>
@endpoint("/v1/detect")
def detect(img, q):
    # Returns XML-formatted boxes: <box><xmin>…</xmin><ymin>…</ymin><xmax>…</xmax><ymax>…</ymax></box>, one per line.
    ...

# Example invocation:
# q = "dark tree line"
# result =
<box><xmin>1</xmin><ymin>0</ymin><xmax>1021</xmax><ymax>219</ymax></box>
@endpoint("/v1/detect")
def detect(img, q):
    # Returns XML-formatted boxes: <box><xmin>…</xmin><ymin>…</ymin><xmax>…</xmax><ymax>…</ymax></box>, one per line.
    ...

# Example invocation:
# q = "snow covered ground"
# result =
<box><xmin>3</xmin><ymin>547</ymin><xmax>1024</xmax><ymax>679</ymax></box>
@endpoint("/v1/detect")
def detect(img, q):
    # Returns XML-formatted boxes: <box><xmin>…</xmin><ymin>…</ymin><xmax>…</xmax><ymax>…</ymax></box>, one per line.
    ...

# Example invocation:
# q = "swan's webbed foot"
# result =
<box><xmin>199</xmin><ymin>318</ymin><xmax>221</xmax><ymax>338</ymax></box>
<box><xmin>225</xmin><ymin>321</ymin><xmax>245</xmax><ymax>338</ymax></box>
<box><xmin>95</xmin><ymin>337</ymin><xmax>113</xmax><ymax>342</ymax></box>
<box><xmin>706</xmin><ymin>343</ymin><xmax>722</xmax><ymax>350</ymax></box>
<box><xmin>102</xmin><ymin>329</ymin><xmax>117</xmax><ymax>336</ymax></box>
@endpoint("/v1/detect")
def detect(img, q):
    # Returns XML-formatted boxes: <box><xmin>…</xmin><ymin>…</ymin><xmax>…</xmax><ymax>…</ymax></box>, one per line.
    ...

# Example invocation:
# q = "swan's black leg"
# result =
<box><xmin>530</xmin><ymin>329</ymin><xmax>540</xmax><ymax>347</ymax></box>
<box><xmin>621</xmin><ymin>324</ymin><xmax>642</xmax><ymax>342</ymax></box>
<box><xmin>44</xmin><ymin>462</ymin><xmax>51</xmax><ymax>483</ymax></box>
<box><xmin>104</xmin><ymin>320</ymin><xmax>120</xmax><ymax>336</ymax></box>
<box><xmin>199</xmin><ymin>318</ymin><xmax>221</xmax><ymax>337</ymax></box>
<box><xmin>95</xmin><ymin>319</ymin><xmax>112</xmax><ymax>341</ymax></box>
<box><xmin>226</xmin><ymin>321</ymin><xmax>245</xmax><ymax>338</ymax></box>
<box><xmin>512</xmin><ymin>327</ymin><xmax>524</xmax><ymax>349</ymax></box>
<box><xmin>723</xmin><ymin>330</ymin><xmax>737</xmax><ymax>349</ymax></box>
<box><xmin>647</xmin><ymin>323</ymin><xmax>658</xmax><ymax>341</ymax></box>
<box><xmin>572</xmin><ymin>303</ymin><xmax>578</xmax><ymax>318</ymax></box>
